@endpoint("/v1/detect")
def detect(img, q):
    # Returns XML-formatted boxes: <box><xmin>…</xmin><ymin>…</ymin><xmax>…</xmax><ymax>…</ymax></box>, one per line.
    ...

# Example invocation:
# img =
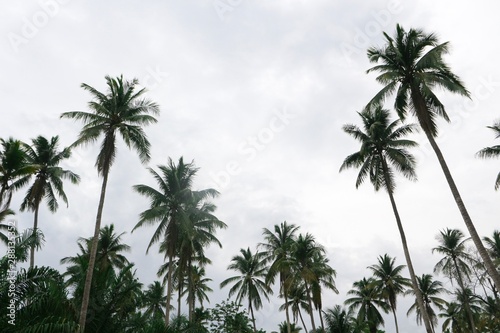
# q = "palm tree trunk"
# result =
<box><xmin>381</xmin><ymin>160</ymin><xmax>434</xmax><ymax>333</ymax></box>
<box><xmin>29</xmin><ymin>203</ymin><xmax>40</xmax><ymax>269</ymax></box>
<box><xmin>298</xmin><ymin>308</ymin><xmax>308</xmax><ymax>333</ymax></box>
<box><xmin>165</xmin><ymin>254</ymin><xmax>174</xmax><ymax>325</ymax></box>
<box><xmin>391</xmin><ymin>306</ymin><xmax>400</xmax><ymax>333</ymax></box>
<box><xmin>283</xmin><ymin>278</ymin><xmax>292</xmax><ymax>333</ymax></box>
<box><xmin>303</xmin><ymin>282</ymin><xmax>316</xmax><ymax>331</ymax></box>
<box><xmin>453</xmin><ymin>259</ymin><xmax>477</xmax><ymax>333</ymax></box>
<box><xmin>79</xmin><ymin>171</ymin><xmax>109</xmax><ymax>333</ymax></box>
<box><xmin>177</xmin><ymin>283</ymin><xmax>182</xmax><ymax>319</ymax></box>
<box><xmin>249</xmin><ymin>301</ymin><xmax>257</xmax><ymax>333</ymax></box>
<box><xmin>424</xmin><ymin>132</ymin><xmax>500</xmax><ymax>290</ymax></box>
<box><xmin>318</xmin><ymin>306</ymin><xmax>325</xmax><ymax>331</ymax></box>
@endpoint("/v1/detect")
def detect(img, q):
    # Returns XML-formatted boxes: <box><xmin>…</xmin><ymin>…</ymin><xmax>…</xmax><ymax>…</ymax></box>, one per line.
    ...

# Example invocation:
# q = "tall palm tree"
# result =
<box><xmin>289</xmin><ymin>233</ymin><xmax>325</xmax><ymax>332</ymax></box>
<box><xmin>406</xmin><ymin>274</ymin><xmax>447</xmax><ymax>333</ymax></box>
<box><xmin>476</xmin><ymin>120</ymin><xmax>500</xmax><ymax>190</ymax></box>
<box><xmin>433</xmin><ymin>228</ymin><xmax>477</xmax><ymax>333</ymax></box>
<box><xmin>220</xmin><ymin>247</ymin><xmax>272</xmax><ymax>333</ymax></box>
<box><xmin>367</xmin><ymin>254</ymin><xmax>410</xmax><ymax>333</ymax></box>
<box><xmin>261</xmin><ymin>221</ymin><xmax>300</xmax><ymax>333</ymax></box>
<box><xmin>344</xmin><ymin>277</ymin><xmax>390</xmax><ymax>333</ymax></box>
<box><xmin>366</xmin><ymin>24</ymin><xmax>500</xmax><ymax>291</ymax></box>
<box><xmin>310</xmin><ymin>251</ymin><xmax>338</xmax><ymax>331</ymax></box>
<box><xmin>0</xmin><ymin>137</ymin><xmax>33</xmax><ymax>208</ymax></box>
<box><xmin>340</xmin><ymin>106</ymin><xmax>433</xmax><ymax>332</ymax></box>
<box><xmin>133</xmin><ymin>157</ymin><xmax>221</xmax><ymax>325</ymax></box>
<box><xmin>61</xmin><ymin>75</ymin><xmax>159</xmax><ymax>332</ymax></box>
<box><xmin>20</xmin><ymin>135</ymin><xmax>80</xmax><ymax>269</ymax></box>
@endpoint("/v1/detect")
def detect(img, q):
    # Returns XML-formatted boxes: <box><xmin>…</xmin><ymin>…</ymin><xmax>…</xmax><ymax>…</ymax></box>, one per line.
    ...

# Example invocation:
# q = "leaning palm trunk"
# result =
<box><xmin>411</xmin><ymin>90</ymin><xmax>500</xmax><ymax>291</ymax></box>
<box><xmin>298</xmin><ymin>308</ymin><xmax>308</xmax><ymax>333</ymax></box>
<box><xmin>304</xmin><ymin>282</ymin><xmax>316</xmax><ymax>331</ymax></box>
<box><xmin>381</xmin><ymin>160</ymin><xmax>434</xmax><ymax>333</ymax></box>
<box><xmin>390</xmin><ymin>304</ymin><xmax>399</xmax><ymax>333</ymax></box>
<box><xmin>29</xmin><ymin>204</ymin><xmax>40</xmax><ymax>269</ymax></box>
<box><xmin>79</xmin><ymin>171</ymin><xmax>109</xmax><ymax>332</ymax></box>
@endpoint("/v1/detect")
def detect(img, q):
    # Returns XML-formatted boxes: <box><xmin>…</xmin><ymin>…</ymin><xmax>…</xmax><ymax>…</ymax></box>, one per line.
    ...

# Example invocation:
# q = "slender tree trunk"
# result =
<box><xmin>282</xmin><ymin>277</ymin><xmax>292</xmax><ymax>333</ymax></box>
<box><xmin>29</xmin><ymin>203</ymin><xmax>40</xmax><ymax>269</ymax></box>
<box><xmin>453</xmin><ymin>259</ymin><xmax>477</xmax><ymax>333</ymax></box>
<box><xmin>381</xmin><ymin>160</ymin><xmax>434</xmax><ymax>333</ymax></box>
<box><xmin>318</xmin><ymin>306</ymin><xmax>325</xmax><ymax>331</ymax></box>
<box><xmin>298</xmin><ymin>308</ymin><xmax>308</xmax><ymax>333</ymax></box>
<box><xmin>249</xmin><ymin>301</ymin><xmax>257</xmax><ymax>333</ymax></box>
<box><xmin>391</xmin><ymin>306</ymin><xmax>399</xmax><ymax>333</ymax></box>
<box><xmin>304</xmin><ymin>282</ymin><xmax>316</xmax><ymax>332</ymax></box>
<box><xmin>188</xmin><ymin>259</ymin><xmax>194</xmax><ymax>322</ymax></box>
<box><xmin>165</xmin><ymin>254</ymin><xmax>174</xmax><ymax>326</ymax></box>
<box><xmin>177</xmin><ymin>282</ymin><xmax>182</xmax><ymax>319</ymax></box>
<box><xmin>79</xmin><ymin>171</ymin><xmax>109</xmax><ymax>333</ymax></box>
<box><xmin>412</xmin><ymin>88</ymin><xmax>500</xmax><ymax>291</ymax></box>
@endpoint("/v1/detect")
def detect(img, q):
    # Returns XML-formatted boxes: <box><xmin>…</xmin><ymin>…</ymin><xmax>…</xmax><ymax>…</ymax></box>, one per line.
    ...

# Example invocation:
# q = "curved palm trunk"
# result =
<box><xmin>298</xmin><ymin>308</ymin><xmax>308</xmax><ymax>333</ymax></box>
<box><xmin>318</xmin><ymin>306</ymin><xmax>325</xmax><ymax>331</ymax></box>
<box><xmin>412</xmin><ymin>90</ymin><xmax>500</xmax><ymax>291</ymax></box>
<box><xmin>29</xmin><ymin>203</ymin><xmax>40</xmax><ymax>269</ymax></box>
<box><xmin>79</xmin><ymin>171</ymin><xmax>109</xmax><ymax>333</ymax></box>
<box><xmin>453</xmin><ymin>258</ymin><xmax>477</xmax><ymax>333</ymax></box>
<box><xmin>381</xmin><ymin>159</ymin><xmax>434</xmax><ymax>333</ymax></box>
<box><xmin>303</xmin><ymin>282</ymin><xmax>316</xmax><ymax>331</ymax></box>
<box><xmin>165</xmin><ymin>254</ymin><xmax>174</xmax><ymax>325</ymax></box>
<box><xmin>390</xmin><ymin>305</ymin><xmax>399</xmax><ymax>333</ymax></box>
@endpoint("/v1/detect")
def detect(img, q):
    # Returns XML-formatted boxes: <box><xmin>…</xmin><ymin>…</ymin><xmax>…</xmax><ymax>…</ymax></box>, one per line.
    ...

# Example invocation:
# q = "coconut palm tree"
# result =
<box><xmin>406</xmin><ymin>274</ymin><xmax>447</xmax><ymax>333</ymax></box>
<box><xmin>476</xmin><ymin>120</ymin><xmax>500</xmax><ymax>190</ymax></box>
<box><xmin>433</xmin><ymin>228</ymin><xmax>477</xmax><ymax>333</ymax></box>
<box><xmin>60</xmin><ymin>75</ymin><xmax>159</xmax><ymax>332</ymax></box>
<box><xmin>0</xmin><ymin>137</ymin><xmax>33</xmax><ymax>208</ymax></box>
<box><xmin>310</xmin><ymin>251</ymin><xmax>338</xmax><ymax>331</ymax></box>
<box><xmin>133</xmin><ymin>157</ymin><xmax>221</xmax><ymax>325</ymax></box>
<box><xmin>142</xmin><ymin>281</ymin><xmax>167</xmax><ymax>320</ymax></box>
<box><xmin>0</xmin><ymin>207</ymin><xmax>15</xmax><ymax>245</ymax></box>
<box><xmin>220</xmin><ymin>247</ymin><xmax>272</xmax><ymax>333</ymax></box>
<box><xmin>323</xmin><ymin>304</ymin><xmax>363</xmax><ymax>333</ymax></box>
<box><xmin>20</xmin><ymin>135</ymin><xmax>80</xmax><ymax>269</ymax></box>
<box><xmin>366</xmin><ymin>23</ymin><xmax>500</xmax><ymax>291</ymax></box>
<box><xmin>340</xmin><ymin>106</ymin><xmax>433</xmax><ymax>332</ymax></box>
<box><xmin>261</xmin><ymin>221</ymin><xmax>300</xmax><ymax>333</ymax></box>
<box><xmin>183</xmin><ymin>265</ymin><xmax>213</xmax><ymax>312</ymax></box>
<box><xmin>289</xmin><ymin>233</ymin><xmax>326</xmax><ymax>332</ymax></box>
<box><xmin>280</xmin><ymin>282</ymin><xmax>310</xmax><ymax>332</ymax></box>
<box><xmin>368</xmin><ymin>254</ymin><xmax>410</xmax><ymax>333</ymax></box>
<box><xmin>483</xmin><ymin>230</ymin><xmax>500</xmax><ymax>266</ymax></box>
<box><xmin>344</xmin><ymin>277</ymin><xmax>390</xmax><ymax>333</ymax></box>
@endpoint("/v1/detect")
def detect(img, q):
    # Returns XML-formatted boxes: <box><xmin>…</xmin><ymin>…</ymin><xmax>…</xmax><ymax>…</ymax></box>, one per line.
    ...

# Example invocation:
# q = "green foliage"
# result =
<box><xmin>208</xmin><ymin>300</ymin><xmax>253</xmax><ymax>333</ymax></box>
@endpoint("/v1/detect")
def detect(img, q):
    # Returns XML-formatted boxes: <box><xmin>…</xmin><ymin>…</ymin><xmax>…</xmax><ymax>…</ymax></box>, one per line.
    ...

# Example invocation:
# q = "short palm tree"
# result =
<box><xmin>261</xmin><ymin>221</ymin><xmax>300</xmax><ymax>333</ymax></box>
<box><xmin>220</xmin><ymin>247</ymin><xmax>272</xmax><ymax>333</ymax></box>
<box><xmin>366</xmin><ymin>23</ymin><xmax>500</xmax><ymax>292</ymax></box>
<box><xmin>340</xmin><ymin>106</ymin><xmax>433</xmax><ymax>332</ymax></box>
<box><xmin>476</xmin><ymin>120</ymin><xmax>500</xmax><ymax>190</ymax></box>
<box><xmin>20</xmin><ymin>135</ymin><xmax>80</xmax><ymax>269</ymax></box>
<box><xmin>143</xmin><ymin>281</ymin><xmax>167</xmax><ymax>320</ymax></box>
<box><xmin>61</xmin><ymin>75</ymin><xmax>159</xmax><ymax>332</ymax></box>
<box><xmin>344</xmin><ymin>277</ymin><xmax>390</xmax><ymax>333</ymax></box>
<box><xmin>323</xmin><ymin>304</ymin><xmax>361</xmax><ymax>333</ymax></box>
<box><xmin>406</xmin><ymin>274</ymin><xmax>447</xmax><ymax>333</ymax></box>
<box><xmin>368</xmin><ymin>254</ymin><xmax>410</xmax><ymax>333</ymax></box>
<box><xmin>133</xmin><ymin>157</ymin><xmax>221</xmax><ymax>325</ymax></box>
<box><xmin>0</xmin><ymin>137</ymin><xmax>33</xmax><ymax>208</ymax></box>
<box><xmin>280</xmin><ymin>282</ymin><xmax>310</xmax><ymax>332</ymax></box>
<box><xmin>0</xmin><ymin>207</ymin><xmax>15</xmax><ymax>245</ymax></box>
<box><xmin>433</xmin><ymin>228</ymin><xmax>477</xmax><ymax>333</ymax></box>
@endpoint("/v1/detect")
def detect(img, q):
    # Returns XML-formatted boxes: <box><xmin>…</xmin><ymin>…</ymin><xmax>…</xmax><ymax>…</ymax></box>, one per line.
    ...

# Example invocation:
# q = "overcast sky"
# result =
<box><xmin>2</xmin><ymin>1</ymin><xmax>500</xmax><ymax>332</ymax></box>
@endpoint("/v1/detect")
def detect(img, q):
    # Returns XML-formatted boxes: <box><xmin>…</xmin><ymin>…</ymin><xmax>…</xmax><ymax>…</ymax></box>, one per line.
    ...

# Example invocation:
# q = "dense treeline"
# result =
<box><xmin>1</xmin><ymin>24</ymin><xmax>499</xmax><ymax>333</ymax></box>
